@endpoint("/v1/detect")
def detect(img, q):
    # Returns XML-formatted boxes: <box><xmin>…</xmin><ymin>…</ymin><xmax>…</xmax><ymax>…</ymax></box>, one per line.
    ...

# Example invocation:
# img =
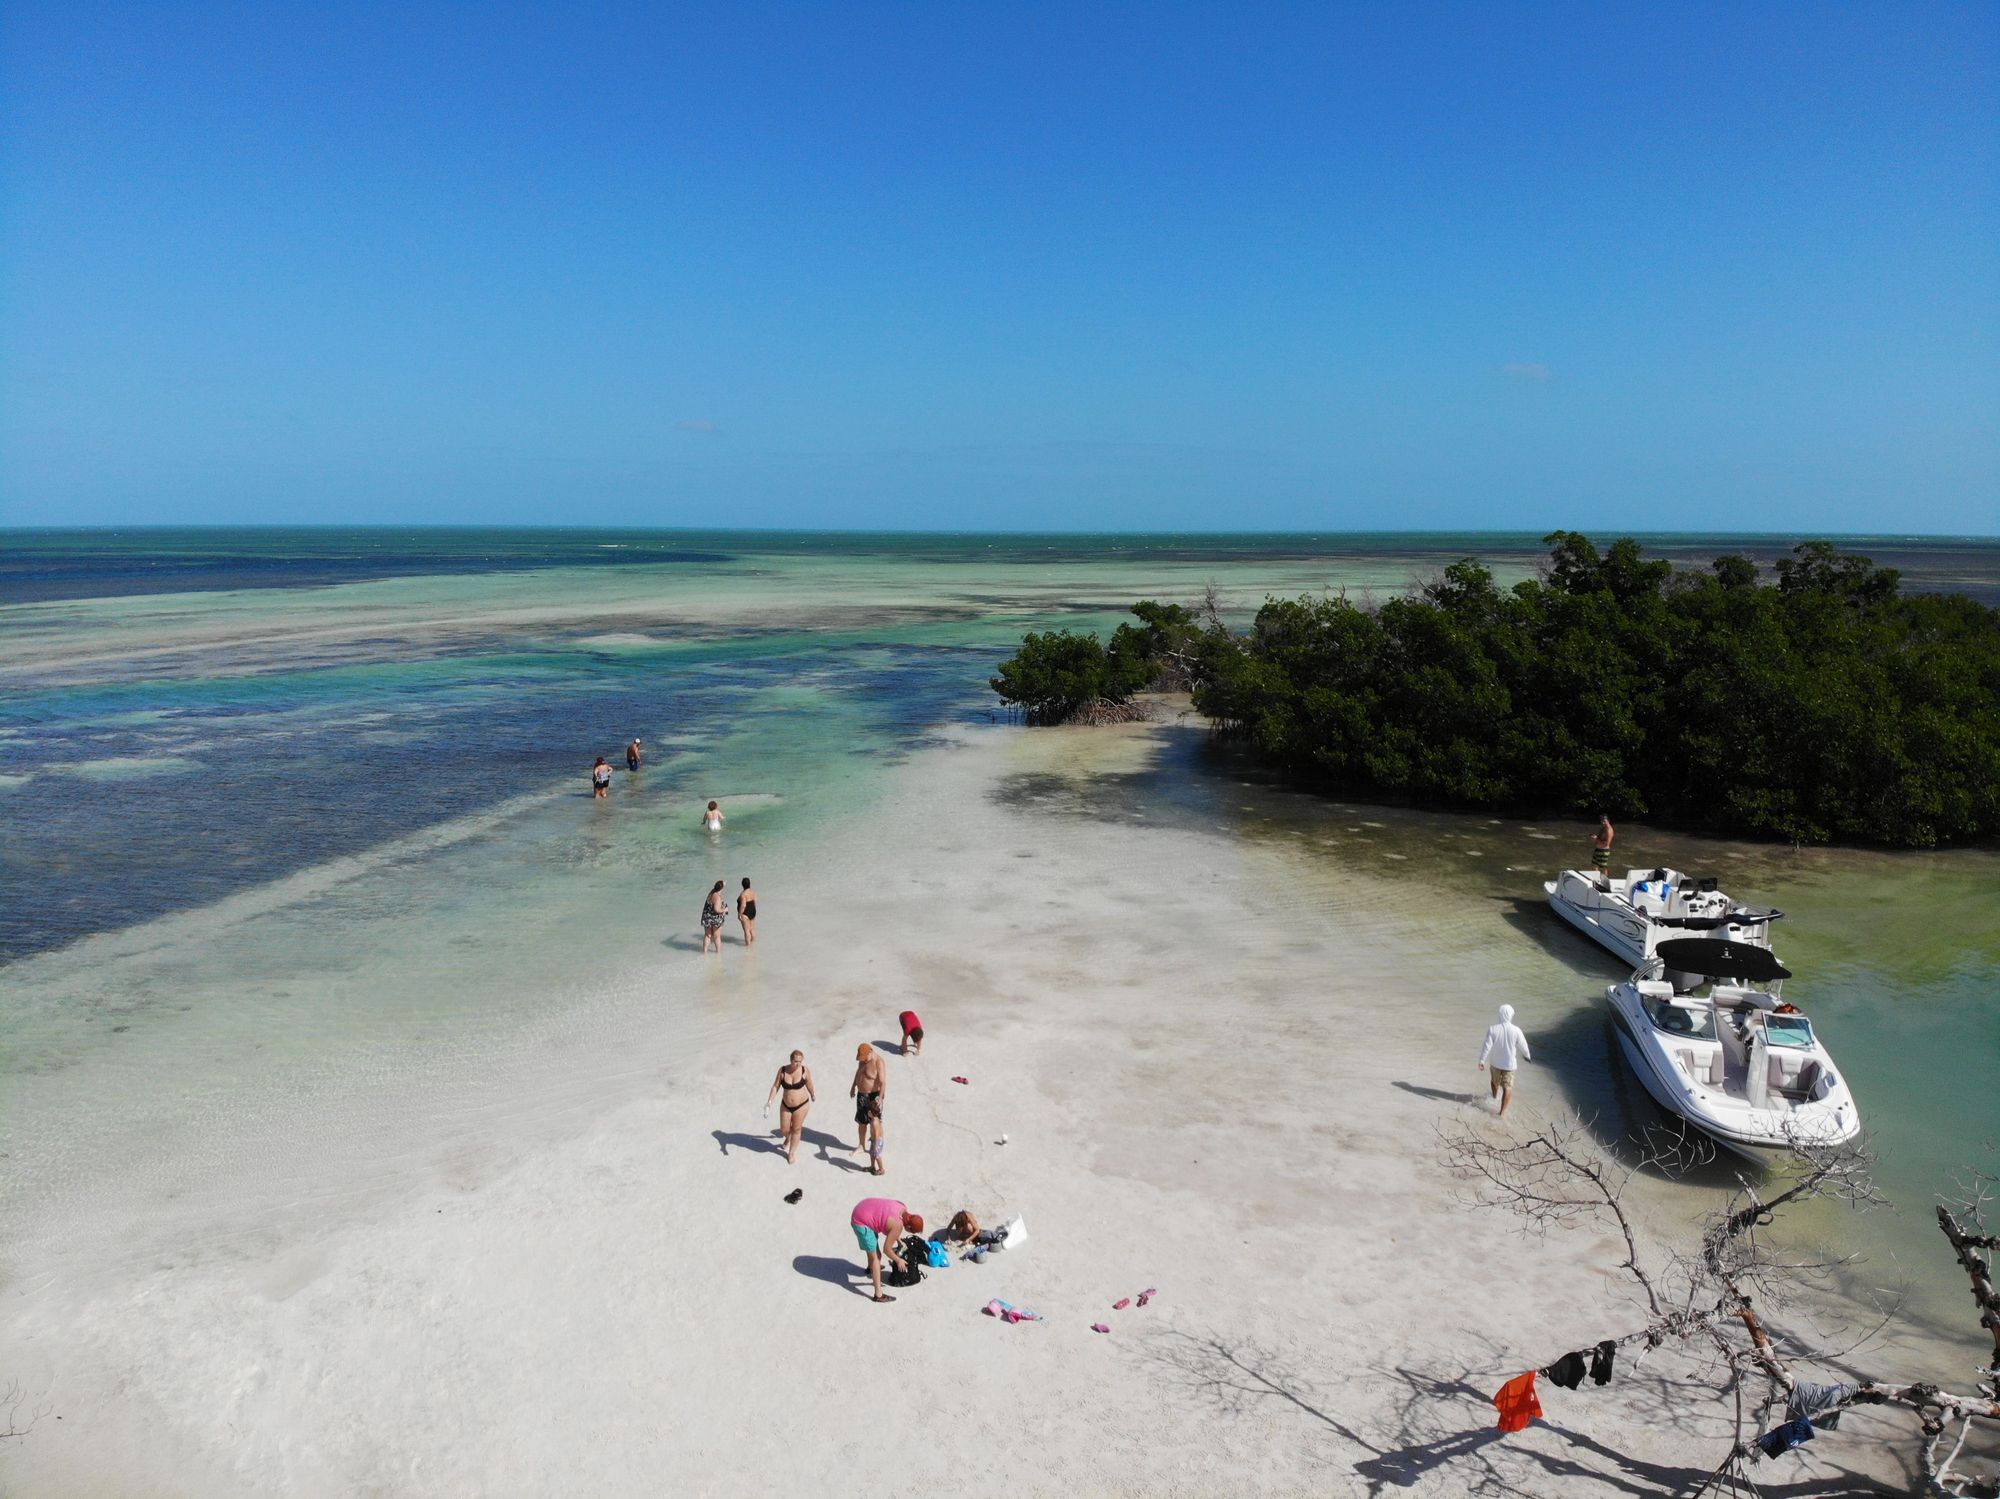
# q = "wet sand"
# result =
<box><xmin>2</xmin><ymin>720</ymin><xmax>1989</xmax><ymax>1496</ymax></box>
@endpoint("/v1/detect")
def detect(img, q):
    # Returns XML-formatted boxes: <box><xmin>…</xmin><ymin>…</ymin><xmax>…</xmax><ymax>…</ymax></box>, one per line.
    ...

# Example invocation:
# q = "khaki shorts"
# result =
<box><xmin>1490</xmin><ymin>1068</ymin><xmax>1516</xmax><ymax>1088</ymax></box>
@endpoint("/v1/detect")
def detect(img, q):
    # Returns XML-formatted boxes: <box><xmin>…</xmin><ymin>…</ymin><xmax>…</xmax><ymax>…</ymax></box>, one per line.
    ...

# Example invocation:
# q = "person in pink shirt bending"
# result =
<box><xmin>850</xmin><ymin>1197</ymin><xmax>923</xmax><ymax>1304</ymax></box>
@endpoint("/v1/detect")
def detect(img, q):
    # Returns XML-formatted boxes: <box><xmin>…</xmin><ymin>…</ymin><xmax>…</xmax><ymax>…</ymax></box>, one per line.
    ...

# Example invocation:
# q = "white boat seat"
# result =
<box><xmin>1677</xmin><ymin>1048</ymin><xmax>1724</xmax><ymax>1087</ymax></box>
<box><xmin>1636</xmin><ymin>980</ymin><xmax>1675</xmax><ymax>1001</ymax></box>
<box><xmin>1768</xmin><ymin>1055</ymin><xmax>1821</xmax><ymax>1100</ymax></box>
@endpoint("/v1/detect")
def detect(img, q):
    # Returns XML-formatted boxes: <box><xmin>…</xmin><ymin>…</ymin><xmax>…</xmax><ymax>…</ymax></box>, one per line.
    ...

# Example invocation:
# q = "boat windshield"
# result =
<box><xmin>1765</xmin><ymin>1015</ymin><xmax>1815</xmax><ymax>1050</ymax></box>
<box><xmin>1646</xmin><ymin>998</ymin><xmax>1717</xmax><ymax>1041</ymax></box>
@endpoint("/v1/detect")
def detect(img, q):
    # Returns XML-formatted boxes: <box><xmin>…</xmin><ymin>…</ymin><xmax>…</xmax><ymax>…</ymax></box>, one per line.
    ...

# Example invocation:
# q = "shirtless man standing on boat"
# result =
<box><xmin>1591</xmin><ymin>814</ymin><xmax>1615</xmax><ymax>887</ymax></box>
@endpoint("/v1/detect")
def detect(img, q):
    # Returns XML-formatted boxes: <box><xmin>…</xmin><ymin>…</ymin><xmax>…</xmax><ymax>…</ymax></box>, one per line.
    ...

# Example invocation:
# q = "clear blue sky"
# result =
<box><xmin>2</xmin><ymin>3</ymin><xmax>1995</xmax><ymax>533</ymax></box>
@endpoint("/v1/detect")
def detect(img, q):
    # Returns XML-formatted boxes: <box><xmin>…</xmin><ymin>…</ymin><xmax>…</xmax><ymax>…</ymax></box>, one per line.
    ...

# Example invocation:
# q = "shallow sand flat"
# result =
<box><xmin>0</xmin><ymin>724</ymin><xmax>1964</xmax><ymax>1496</ymax></box>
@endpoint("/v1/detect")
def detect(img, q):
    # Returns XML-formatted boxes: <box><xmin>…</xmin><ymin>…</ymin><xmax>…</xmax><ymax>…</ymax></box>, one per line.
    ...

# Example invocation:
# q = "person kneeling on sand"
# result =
<box><xmin>1477</xmin><ymin>1003</ymin><xmax>1532</xmax><ymax>1118</ymax></box>
<box><xmin>851</xmin><ymin>1197</ymin><xmax>923</xmax><ymax>1303</ymax></box>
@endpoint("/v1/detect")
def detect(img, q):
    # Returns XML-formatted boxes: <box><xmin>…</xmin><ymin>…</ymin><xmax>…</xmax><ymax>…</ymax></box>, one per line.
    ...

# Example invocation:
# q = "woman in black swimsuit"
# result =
<box><xmin>700</xmin><ymin>880</ymin><xmax>727</xmax><ymax>955</ymax></box>
<box><xmin>764</xmin><ymin>1050</ymin><xmax>814</xmax><ymax>1163</ymax></box>
<box><xmin>737</xmin><ymin>877</ymin><xmax>758</xmax><ymax>946</ymax></box>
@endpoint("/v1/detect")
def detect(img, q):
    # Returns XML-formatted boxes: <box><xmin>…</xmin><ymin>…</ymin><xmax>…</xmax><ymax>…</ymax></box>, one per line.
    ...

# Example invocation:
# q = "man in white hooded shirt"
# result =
<box><xmin>1477</xmin><ymin>1004</ymin><xmax>1531</xmax><ymax>1117</ymax></box>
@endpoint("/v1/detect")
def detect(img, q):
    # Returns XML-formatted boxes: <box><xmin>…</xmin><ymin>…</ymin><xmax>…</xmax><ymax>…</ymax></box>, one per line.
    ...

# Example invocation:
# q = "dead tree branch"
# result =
<box><xmin>1442</xmin><ymin>1114</ymin><xmax>1999</xmax><ymax>1496</ymax></box>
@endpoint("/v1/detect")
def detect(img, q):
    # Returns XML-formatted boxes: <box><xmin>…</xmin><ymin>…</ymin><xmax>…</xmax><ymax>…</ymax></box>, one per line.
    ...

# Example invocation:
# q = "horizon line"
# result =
<box><xmin>4</xmin><ymin>523</ymin><xmax>1996</xmax><ymax>543</ymax></box>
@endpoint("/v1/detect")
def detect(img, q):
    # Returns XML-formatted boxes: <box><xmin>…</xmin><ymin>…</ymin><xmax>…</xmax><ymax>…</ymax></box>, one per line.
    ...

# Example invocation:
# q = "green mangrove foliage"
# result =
<box><xmin>988</xmin><ymin>601</ymin><xmax>1203</xmax><ymax>722</ymax></box>
<box><xmin>989</xmin><ymin>535</ymin><xmax>2000</xmax><ymax>847</ymax></box>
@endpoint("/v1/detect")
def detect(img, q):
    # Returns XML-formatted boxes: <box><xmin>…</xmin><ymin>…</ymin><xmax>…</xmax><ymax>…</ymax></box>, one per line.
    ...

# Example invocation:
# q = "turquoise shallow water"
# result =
<box><xmin>2</xmin><ymin>527</ymin><xmax>1996</xmax><ymax>1362</ymax></box>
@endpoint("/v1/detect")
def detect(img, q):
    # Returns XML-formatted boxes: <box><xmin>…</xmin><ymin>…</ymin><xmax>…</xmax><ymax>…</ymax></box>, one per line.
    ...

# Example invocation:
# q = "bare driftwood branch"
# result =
<box><xmin>1197</xmin><ymin>581</ymin><xmax>1231</xmax><ymax>638</ymax></box>
<box><xmin>1443</xmin><ymin>1113</ymin><xmax>2000</xmax><ymax>1496</ymax></box>
<box><xmin>1</xmin><ymin>1379</ymin><xmax>51</xmax><ymax>1443</ymax></box>
<box><xmin>1060</xmin><ymin>696</ymin><xmax>1153</xmax><ymax>726</ymax></box>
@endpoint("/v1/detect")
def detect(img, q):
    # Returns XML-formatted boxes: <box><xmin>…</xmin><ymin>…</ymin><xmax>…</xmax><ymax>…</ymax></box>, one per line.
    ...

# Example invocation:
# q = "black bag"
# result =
<box><xmin>882</xmin><ymin>1234</ymin><xmax>926</xmax><ymax>1288</ymax></box>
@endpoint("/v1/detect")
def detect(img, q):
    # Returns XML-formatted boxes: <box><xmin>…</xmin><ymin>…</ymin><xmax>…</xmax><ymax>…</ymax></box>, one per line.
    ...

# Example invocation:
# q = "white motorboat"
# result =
<box><xmin>1605</xmin><ymin>937</ymin><xmax>1860</xmax><ymax>1161</ymax></box>
<box><xmin>1545</xmin><ymin>864</ymin><xmax>1782</xmax><ymax>991</ymax></box>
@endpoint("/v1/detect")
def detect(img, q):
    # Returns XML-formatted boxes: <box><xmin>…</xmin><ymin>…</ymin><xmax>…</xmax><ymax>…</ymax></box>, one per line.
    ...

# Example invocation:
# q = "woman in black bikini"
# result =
<box><xmin>737</xmin><ymin>877</ymin><xmax>758</xmax><ymax>946</ymax></box>
<box><xmin>764</xmin><ymin>1050</ymin><xmax>814</xmax><ymax>1163</ymax></box>
<box><xmin>699</xmin><ymin>880</ymin><xmax>727</xmax><ymax>955</ymax></box>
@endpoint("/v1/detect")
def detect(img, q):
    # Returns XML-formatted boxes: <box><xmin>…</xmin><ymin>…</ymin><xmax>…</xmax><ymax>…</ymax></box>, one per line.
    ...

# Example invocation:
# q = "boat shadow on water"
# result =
<box><xmin>1489</xmin><ymin>894</ymin><xmax>1632</xmax><ymax>985</ymax></box>
<box><xmin>1518</xmin><ymin>984</ymin><xmax>1755</xmax><ymax>1192</ymax></box>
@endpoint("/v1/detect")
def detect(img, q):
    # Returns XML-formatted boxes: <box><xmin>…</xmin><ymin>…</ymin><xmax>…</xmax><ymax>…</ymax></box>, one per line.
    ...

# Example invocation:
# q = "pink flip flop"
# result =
<box><xmin>951</xmin><ymin>1076</ymin><xmax>970</xmax><ymax>1085</ymax></box>
<box><xmin>1112</xmin><ymin>1298</ymin><xmax>1131</xmax><ymax>1310</ymax></box>
<box><xmin>1091</xmin><ymin>1323</ymin><xmax>1111</xmax><ymax>1334</ymax></box>
<box><xmin>1137</xmin><ymin>1288</ymin><xmax>1158</xmax><ymax>1306</ymax></box>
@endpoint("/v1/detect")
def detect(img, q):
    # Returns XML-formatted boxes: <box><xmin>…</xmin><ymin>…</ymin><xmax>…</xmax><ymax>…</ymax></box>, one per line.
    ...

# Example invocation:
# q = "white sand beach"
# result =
<box><xmin>0</xmin><ymin>720</ymin><xmax>1974</xmax><ymax>1497</ymax></box>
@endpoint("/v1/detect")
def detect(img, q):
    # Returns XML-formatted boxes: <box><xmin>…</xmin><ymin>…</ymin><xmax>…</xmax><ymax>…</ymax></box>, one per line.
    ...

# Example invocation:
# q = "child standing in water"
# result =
<box><xmin>703</xmin><ymin>800</ymin><xmax>724</xmax><ymax>833</ymax></box>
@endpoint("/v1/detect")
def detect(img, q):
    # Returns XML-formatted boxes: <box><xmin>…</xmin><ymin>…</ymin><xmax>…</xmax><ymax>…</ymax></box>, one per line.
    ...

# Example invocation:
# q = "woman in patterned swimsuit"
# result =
<box><xmin>700</xmin><ymin>880</ymin><xmax>727</xmax><ymax>954</ymax></box>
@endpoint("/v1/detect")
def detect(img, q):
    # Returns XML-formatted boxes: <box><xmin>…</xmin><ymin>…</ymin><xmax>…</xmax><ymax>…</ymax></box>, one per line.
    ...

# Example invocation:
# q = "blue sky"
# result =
<box><xmin>2</xmin><ymin>3</ymin><xmax>1995</xmax><ymax>533</ymax></box>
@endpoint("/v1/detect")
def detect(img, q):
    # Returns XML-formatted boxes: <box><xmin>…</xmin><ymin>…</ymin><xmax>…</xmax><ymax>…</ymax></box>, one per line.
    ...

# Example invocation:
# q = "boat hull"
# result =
<box><xmin>1547</xmin><ymin>881</ymin><xmax>1649</xmax><ymax>968</ymax></box>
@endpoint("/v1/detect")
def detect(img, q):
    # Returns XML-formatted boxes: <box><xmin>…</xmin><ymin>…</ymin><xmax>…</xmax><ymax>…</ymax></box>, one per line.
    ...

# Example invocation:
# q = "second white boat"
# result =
<box><xmin>1546</xmin><ymin>864</ymin><xmax>1782</xmax><ymax>990</ymax></box>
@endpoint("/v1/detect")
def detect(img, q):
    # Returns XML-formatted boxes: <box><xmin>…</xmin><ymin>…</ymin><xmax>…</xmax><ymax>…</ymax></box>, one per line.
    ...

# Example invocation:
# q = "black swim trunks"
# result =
<box><xmin>855</xmin><ymin>1091</ymin><xmax>881</xmax><ymax>1125</ymax></box>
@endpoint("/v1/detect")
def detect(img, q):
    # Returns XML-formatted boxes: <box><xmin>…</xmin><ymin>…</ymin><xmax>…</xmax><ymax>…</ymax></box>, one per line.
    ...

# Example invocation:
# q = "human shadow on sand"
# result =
<box><xmin>661</xmin><ymin>934</ymin><xmax>708</xmax><ymax>952</ymax></box>
<box><xmin>811</xmin><ymin>1130</ymin><xmax>871</xmax><ymax>1172</ymax></box>
<box><xmin>792</xmin><ymin>1255</ymin><xmax>869</xmax><ymax>1297</ymax></box>
<box><xmin>711</xmin><ymin>1129</ymin><xmax>786</xmax><ymax>1158</ymax></box>
<box><xmin>1391</xmin><ymin>1080</ymin><xmax>1483</xmax><ymax>1107</ymax></box>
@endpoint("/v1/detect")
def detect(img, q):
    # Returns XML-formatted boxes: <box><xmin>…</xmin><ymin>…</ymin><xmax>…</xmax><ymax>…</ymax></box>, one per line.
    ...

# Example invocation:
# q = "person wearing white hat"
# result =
<box><xmin>1477</xmin><ymin>1004</ymin><xmax>1531</xmax><ymax>1117</ymax></box>
<box><xmin>625</xmin><ymin>737</ymin><xmax>643</xmax><ymax>772</ymax></box>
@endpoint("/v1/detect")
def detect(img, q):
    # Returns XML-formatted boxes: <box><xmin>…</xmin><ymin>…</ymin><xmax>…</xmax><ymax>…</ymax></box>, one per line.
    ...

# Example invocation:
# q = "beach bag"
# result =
<box><xmin>922</xmin><ymin>1239</ymin><xmax>952</xmax><ymax>1269</ymax></box>
<box><xmin>993</xmin><ymin>1215</ymin><xmax>1028</xmax><ymax>1253</ymax></box>
<box><xmin>883</xmin><ymin>1235</ymin><xmax>927</xmax><ymax>1288</ymax></box>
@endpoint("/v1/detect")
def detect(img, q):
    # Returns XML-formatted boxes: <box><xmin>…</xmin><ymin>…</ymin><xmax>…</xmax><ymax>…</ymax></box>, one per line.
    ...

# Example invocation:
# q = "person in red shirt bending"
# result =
<box><xmin>898</xmin><ymin>1009</ymin><xmax>923</xmax><ymax>1056</ymax></box>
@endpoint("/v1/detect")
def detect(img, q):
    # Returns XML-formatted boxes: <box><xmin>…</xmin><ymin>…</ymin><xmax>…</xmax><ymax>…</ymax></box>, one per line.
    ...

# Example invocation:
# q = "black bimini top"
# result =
<box><xmin>1655</xmin><ymin>937</ymin><xmax>1792</xmax><ymax>984</ymax></box>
